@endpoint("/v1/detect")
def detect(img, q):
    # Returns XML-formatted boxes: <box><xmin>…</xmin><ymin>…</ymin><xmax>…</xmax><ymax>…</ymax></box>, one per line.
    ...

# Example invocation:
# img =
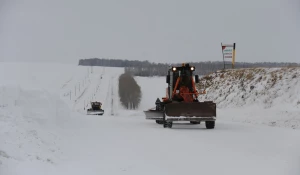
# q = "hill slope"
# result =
<box><xmin>196</xmin><ymin>67</ymin><xmax>300</xmax><ymax>129</ymax></box>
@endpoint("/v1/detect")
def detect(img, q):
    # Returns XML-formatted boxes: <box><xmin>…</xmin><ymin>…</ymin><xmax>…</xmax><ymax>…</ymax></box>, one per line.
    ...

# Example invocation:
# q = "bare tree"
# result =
<box><xmin>118</xmin><ymin>72</ymin><xmax>142</xmax><ymax>109</ymax></box>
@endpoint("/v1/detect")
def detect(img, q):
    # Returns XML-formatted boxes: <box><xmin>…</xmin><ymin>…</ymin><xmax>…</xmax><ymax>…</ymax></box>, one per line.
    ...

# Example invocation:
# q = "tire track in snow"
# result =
<box><xmin>111</xmin><ymin>76</ymin><xmax>114</xmax><ymax>116</ymax></box>
<box><xmin>74</xmin><ymin>85</ymin><xmax>90</xmax><ymax>103</ymax></box>
<box><xmin>112</xmin><ymin>75</ymin><xmax>119</xmax><ymax>116</ymax></box>
<box><xmin>61</xmin><ymin>77</ymin><xmax>73</xmax><ymax>89</ymax></box>
<box><xmin>104</xmin><ymin>77</ymin><xmax>112</xmax><ymax>116</ymax></box>
<box><xmin>73</xmin><ymin>78</ymin><xmax>92</xmax><ymax>106</ymax></box>
<box><xmin>103</xmin><ymin>75</ymin><xmax>118</xmax><ymax>116</ymax></box>
<box><xmin>73</xmin><ymin>68</ymin><xmax>104</xmax><ymax>112</ymax></box>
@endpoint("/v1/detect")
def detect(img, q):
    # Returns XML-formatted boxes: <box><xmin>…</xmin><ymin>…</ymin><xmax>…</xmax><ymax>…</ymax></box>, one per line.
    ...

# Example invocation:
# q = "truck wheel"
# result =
<box><xmin>205</xmin><ymin>121</ymin><xmax>215</xmax><ymax>129</ymax></box>
<box><xmin>163</xmin><ymin>122</ymin><xmax>168</xmax><ymax>128</ymax></box>
<box><xmin>156</xmin><ymin>120</ymin><xmax>163</xmax><ymax>124</ymax></box>
<box><xmin>163</xmin><ymin>121</ymin><xmax>172</xmax><ymax>128</ymax></box>
<box><xmin>190</xmin><ymin>121</ymin><xmax>200</xmax><ymax>124</ymax></box>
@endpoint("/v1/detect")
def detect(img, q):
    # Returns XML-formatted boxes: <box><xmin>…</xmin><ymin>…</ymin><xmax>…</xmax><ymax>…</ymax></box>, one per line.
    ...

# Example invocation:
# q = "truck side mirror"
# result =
<box><xmin>166</xmin><ymin>75</ymin><xmax>170</xmax><ymax>84</ymax></box>
<box><xmin>195</xmin><ymin>75</ymin><xmax>199</xmax><ymax>83</ymax></box>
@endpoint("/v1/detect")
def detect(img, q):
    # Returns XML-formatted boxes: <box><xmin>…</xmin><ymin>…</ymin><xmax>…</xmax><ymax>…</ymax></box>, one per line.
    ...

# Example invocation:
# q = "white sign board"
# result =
<box><xmin>221</xmin><ymin>43</ymin><xmax>236</xmax><ymax>68</ymax></box>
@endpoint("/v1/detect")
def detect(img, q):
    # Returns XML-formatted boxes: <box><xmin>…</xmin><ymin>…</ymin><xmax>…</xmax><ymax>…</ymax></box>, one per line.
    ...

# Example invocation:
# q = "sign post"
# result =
<box><xmin>221</xmin><ymin>43</ymin><xmax>236</xmax><ymax>69</ymax></box>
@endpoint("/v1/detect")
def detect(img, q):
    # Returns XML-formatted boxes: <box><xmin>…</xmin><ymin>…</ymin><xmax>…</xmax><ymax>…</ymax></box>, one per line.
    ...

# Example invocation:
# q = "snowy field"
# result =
<box><xmin>1</xmin><ymin>62</ymin><xmax>300</xmax><ymax>175</ymax></box>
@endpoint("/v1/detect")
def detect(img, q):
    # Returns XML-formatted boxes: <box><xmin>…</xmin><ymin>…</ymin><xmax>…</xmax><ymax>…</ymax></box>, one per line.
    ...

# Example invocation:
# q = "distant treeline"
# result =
<box><xmin>78</xmin><ymin>58</ymin><xmax>300</xmax><ymax>76</ymax></box>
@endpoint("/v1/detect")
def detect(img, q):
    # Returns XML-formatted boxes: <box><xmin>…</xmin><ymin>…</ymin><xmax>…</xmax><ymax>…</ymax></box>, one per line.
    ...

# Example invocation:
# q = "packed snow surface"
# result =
<box><xmin>0</xmin><ymin>62</ymin><xmax>300</xmax><ymax>175</ymax></box>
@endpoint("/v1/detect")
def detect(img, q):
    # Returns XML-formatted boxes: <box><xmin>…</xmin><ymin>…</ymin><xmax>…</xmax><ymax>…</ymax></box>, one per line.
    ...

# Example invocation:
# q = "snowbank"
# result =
<box><xmin>0</xmin><ymin>85</ymin><xmax>72</xmax><ymax>174</ymax></box>
<box><xmin>196</xmin><ymin>67</ymin><xmax>300</xmax><ymax>129</ymax></box>
<box><xmin>0</xmin><ymin>62</ymin><xmax>77</xmax><ymax>174</ymax></box>
<box><xmin>0</xmin><ymin>62</ymin><xmax>127</xmax><ymax>174</ymax></box>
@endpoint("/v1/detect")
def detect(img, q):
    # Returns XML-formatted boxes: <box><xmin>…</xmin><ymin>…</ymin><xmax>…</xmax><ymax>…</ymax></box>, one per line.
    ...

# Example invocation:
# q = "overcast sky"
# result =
<box><xmin>0</xmin><ymin>0</ymin><xmax>299</xmax><ymax>64</ymax></box>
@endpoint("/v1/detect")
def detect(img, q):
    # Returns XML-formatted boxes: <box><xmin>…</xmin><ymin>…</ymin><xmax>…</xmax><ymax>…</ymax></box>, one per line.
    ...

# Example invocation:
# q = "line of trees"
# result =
<box><xmin>79</xmin><ymin>58</ymin><xmax>152</xmax><ymax>67</ymax></box>
<box><xmin>79</xmin><ymin>58</ymin><xmax>300</xmax><ymax>77</ymax></box>
<box><xmin>118</xmin><ymin>72</ymin><xmax>142</xmax><ymax>109</ymax></box>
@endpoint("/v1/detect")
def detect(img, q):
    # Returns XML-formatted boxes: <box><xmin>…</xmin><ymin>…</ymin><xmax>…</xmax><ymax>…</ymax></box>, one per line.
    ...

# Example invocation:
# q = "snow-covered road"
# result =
<box><xmin>1</xmin><ymin>63</ymin><xmax>299</xmax><ymax>175</ymax></box>
<box><xmin>46</xmin><ymin>114</ymin><xmax>300</xmax><ymax>175</ymax></box>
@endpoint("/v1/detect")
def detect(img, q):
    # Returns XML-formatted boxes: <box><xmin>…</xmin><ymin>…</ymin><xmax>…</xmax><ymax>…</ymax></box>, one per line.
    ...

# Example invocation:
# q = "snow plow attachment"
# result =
<box><xmin>144</xmin><ymin>109</ymin><xmax>164</xmax><ymax>120</ymax></box>
<box><xmin>144</xmin><ymin>101</ymin><xmax>216</xmax><ymax>120</ymax></box>
<box><xmin>165</xmin><ymin>102</ymin><xmax>216</xmax><ymax>119</ymax></box>
<box><xmin>87</xmin><ymin>109</ymin><xmax>104</xmax><ymax>115</ymax></box>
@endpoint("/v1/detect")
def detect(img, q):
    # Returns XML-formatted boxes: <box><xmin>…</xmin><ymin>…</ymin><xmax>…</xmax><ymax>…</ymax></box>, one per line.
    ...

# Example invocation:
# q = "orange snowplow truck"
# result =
<box><xmin>144</xmin><ymin>63</ymin><xmax>216</xmax><ymax>129</ymax></box>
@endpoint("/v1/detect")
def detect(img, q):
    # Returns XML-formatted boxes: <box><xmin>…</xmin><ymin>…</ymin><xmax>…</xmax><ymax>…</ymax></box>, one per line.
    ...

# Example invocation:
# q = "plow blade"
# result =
<box><xmin>144</xmin><ymin>110</ymin><xmax>164</xmax><ymax>120</ymax></box>
<box><xmin>165</xmin><ymin>101</ymin><xmax>216</xmax><ymax>117</ymax></box>
<box><xmin>87</xmin><ymin>110</ymin><xmax>104</xmax><ymax>115</ymax></box>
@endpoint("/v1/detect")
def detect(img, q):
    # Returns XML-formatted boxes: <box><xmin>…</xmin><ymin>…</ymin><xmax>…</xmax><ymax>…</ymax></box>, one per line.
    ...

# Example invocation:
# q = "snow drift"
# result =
<box><xmin>0</xmin><ymin>63</ymin><xmax>78</xmax><ymax>174</ymax></box>
<box><xmin>0</xmin><ymin>85</ymin><xmax>71</xmax><ymax>174</ymax></box>
<box><xmin>197</xmin><ymin>67</ymin><xmax>300</xmax><ymax>129</ymax></box>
